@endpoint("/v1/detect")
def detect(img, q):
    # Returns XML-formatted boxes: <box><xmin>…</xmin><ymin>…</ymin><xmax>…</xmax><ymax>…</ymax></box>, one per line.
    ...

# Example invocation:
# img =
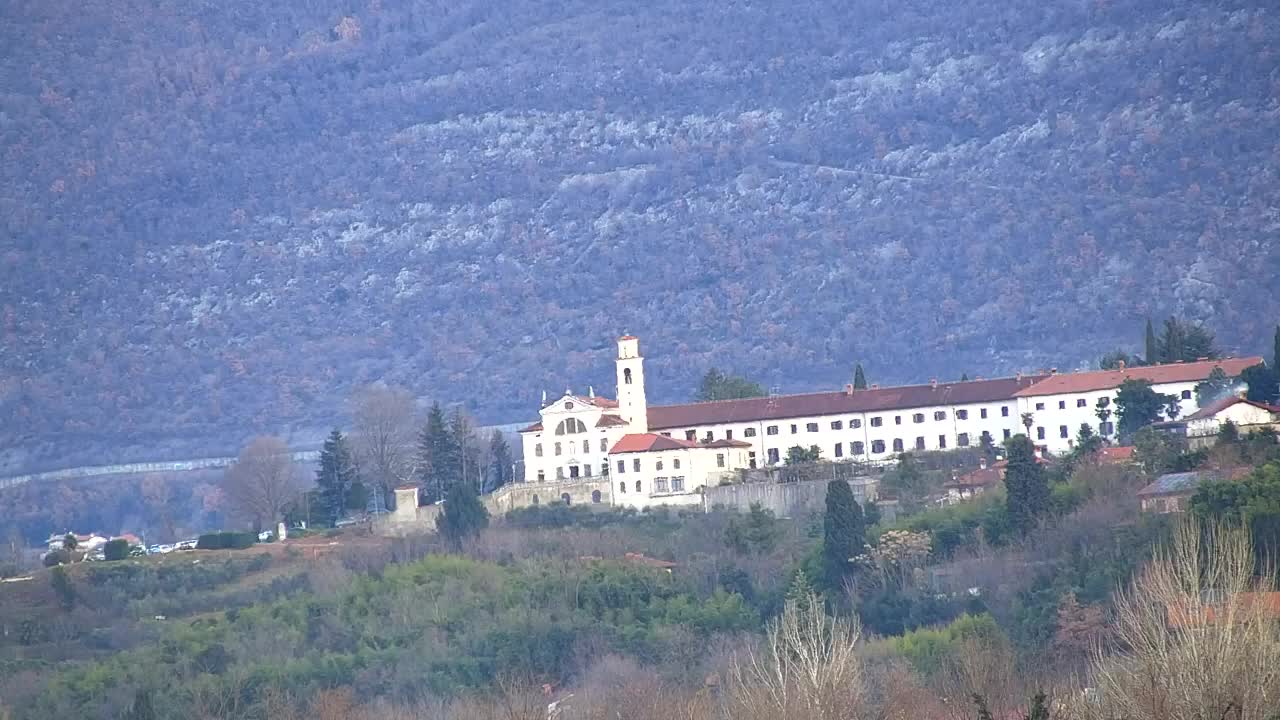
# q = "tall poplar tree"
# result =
<box><xmin>822</xmin><ymin>480</ymin><xmax>864</xmax><ymax>592</ymax></box>
<box><xmin>1004</xmin><ymin>434</ymin><xmax>1049</xmax><ymax>535</ymax></box>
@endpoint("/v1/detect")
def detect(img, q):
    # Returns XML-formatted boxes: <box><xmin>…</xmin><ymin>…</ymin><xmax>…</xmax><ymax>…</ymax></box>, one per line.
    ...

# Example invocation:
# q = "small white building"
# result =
<box><xmin>1012</xmin><ymin>358</ymin><xmax>1262</xmax><ymax>453</ymax></box>
<box><xmin>1182</xmin><ymin>395</ymin><xmax>1280</xmax><ymax>448</ymax></box>
<box><xmin>608</xmin><ymin>434</ymin><xmax>751</xmax><ymax>509</ymax></box>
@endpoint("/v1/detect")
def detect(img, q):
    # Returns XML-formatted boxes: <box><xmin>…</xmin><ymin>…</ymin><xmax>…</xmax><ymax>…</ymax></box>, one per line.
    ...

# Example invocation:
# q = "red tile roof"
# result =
<box><xmin>946</xmin><ymin>466</ymin><xmax>1004</xmax><ymax>488</ymax></box>
<box><xmin>1013</xmin><ymin>358</ymin><xmax>1263</xmax><ymax>397</ymax></box>
<box><xmin>702</xmin><ymin>438</ymin><xmax>753</xmax><ymax>449</ymax></box>
<box><xmin>520</xmin><ymin>422</ymin><xmax>543</xmax><ymax>433</ymax></box>
<box><xmin>595</xmin><ymin>414</ymin><xmax>629</xmax><ymax>428</ymax></box>
<box><xmin>609</xmin><ymin>433</ymin><xmax>701</xmax><ymax>454</ymax></box>
<box><xmin>646</xmin><ymin>375</ymin><xmax>1044</xmax><ymax>430</ymax></box>
<box><xmin>574</xmin><ymin>395</ymin><xmax>619</xmax><ymax>409</ymax></box>
<box><xmin>1096</xmin><ymin>445</ymin><xmax>1137</xmax><ymax>463</ymax></box>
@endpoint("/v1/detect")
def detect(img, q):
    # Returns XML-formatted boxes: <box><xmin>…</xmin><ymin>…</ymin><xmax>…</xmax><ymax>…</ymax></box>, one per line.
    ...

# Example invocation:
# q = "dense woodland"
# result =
<box><xmin>3</xmin><ymin>0</ymin><xmax>1280</xmax><ymax>473</ymax></box>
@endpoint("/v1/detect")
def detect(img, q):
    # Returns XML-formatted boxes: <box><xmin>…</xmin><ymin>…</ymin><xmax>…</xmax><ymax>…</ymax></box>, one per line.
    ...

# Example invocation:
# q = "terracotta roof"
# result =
<box><xmin>609</xmin><ymin>433</ymin><xmax>701</xmax><ymax>454</ymax></box>
<box><xmin>1013</xmin><ymin>357</ymin><xmax>1263</xmax><ymax>397</ymax></box>
<box><xmin>1096</xmin><ymin>446</ymin><xmax>1137</xmax><ymax>463</ymax></box>
<box><xmin>1184</xmin><ymin>395</ymin><xmax>1280</xmax><ymax>421</ymax></box>
<box><xmin>520</xmin><ymin>422</ymin><xmax>543</xmax><ymax>433</ymax></box>
<box><xmin>595</xmin><ymin>414</ymin><xmax>629</xmax><ymax>428</ymax></box>
<box><xmin>646</xmin><ymin>375</ymin><xmax>1044</xmax><ymax>430</ymax></box>
<box><xmin>574</xmin><ymin>395</ymin><xmax>619</xmax><ymax>409</ymax></box>
<box><xmin>946</xmin><ymin>466</ymin><xmax>1004</xmax><ymax>488</ymax></box>
<box><xmin>701</xmin><ymin>438</ymin><xmax>753</xmax><ymax>449</ymax></box>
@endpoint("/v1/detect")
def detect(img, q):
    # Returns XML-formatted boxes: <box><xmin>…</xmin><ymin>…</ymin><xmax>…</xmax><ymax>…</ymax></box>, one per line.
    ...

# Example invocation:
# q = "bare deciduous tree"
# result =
<box><xmin>220</xmin><ymin>436</ymin><xmax>306</xmax><ymax>529</ymax></box>
<box><xmin>727</xmin><ymin>590</ymin><xmax>867</xmax><ymax>720</ymax></box>
<box><xmin>349</xmin><ymin>384</ymin><xmax>417</xmax><ymax>504</ymax></box>
<box><xmin>141</xmin><ymin>473</ymin><xmax>178</xmax><ymax>542</ymax></box>
<box><xmin>1076</xmin><ymin>520</ymin><xmax>1280</xmax><ymax>720</ymax></box>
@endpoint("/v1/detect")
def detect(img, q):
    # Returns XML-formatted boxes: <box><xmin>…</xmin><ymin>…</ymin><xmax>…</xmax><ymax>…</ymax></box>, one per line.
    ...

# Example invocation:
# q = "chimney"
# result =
<box><xmin>1050</xmin><ymin>368</ymin><xmax>1058</xmax><ymax>375</ymax></box>
<box><xmin>979</xmin><ymin>457</ymin><xmax>988</xmax><ymax>470</ymax></box>
<box><xmin>845</xmin><ymin>383</ymin><xmax>854</xmax><ymax>395</ymax></box>
<box><xmin>871</xmin><ymin>383</ymin><xmax>879</xmax><ymax>389</ymax></box>
<box><xmin>1117</xmin><ymin>360</ymin><xmax>1126</xmax><ymax>370</ymax></box>
<box><xmin>929</xmin><ymin>377</ymin><xmax>937</xmax><ymax>389</ymax></box>
<box><xmin>1016</xmin><ymin>371</ymin><xmax>1023</xmax><ymax>382</ymax></box>
<box><xmin>589</xmin><ymin>385</ymin><xmax>595</xmax><ymax>398</ymax></box>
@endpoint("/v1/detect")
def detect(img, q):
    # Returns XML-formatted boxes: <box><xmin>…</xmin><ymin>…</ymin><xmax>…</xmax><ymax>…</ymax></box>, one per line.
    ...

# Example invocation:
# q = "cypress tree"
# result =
<box><xmin>1273</xmin><ymin>325</ymin><xmax>1280</xmax><ymax>368</ymax></box>
<box><xmin>487</xmin><ymin>430</ymin><xmax>512</xmax><ymax>492</ymax></box>
<box><xmin>1145</xmin><ymin>318</ymin><xmax>1158</xmax><ymax>364</ymax></box>
<box><xmin>315</xmin><ymin>429</ymin><xmax>356</xmax><ymax>525</ymax></box>
<box><xmin>821</xmin><ymin>479</ymin><xmax>864</xmax><ymax>591</ymax></box>
<box><xmin>853</xmin><ymin>364</ymin><xmax>867</xmax><ymax>390</ymax></box>
<box><xmin>435</xmin><ymin>480</ymin><xmax>489</xmax><ymax>548</ymax></box>
<box><xmin>1004</xmin><ymin>434</ymin><xmax>1050</xmax><ymax>535</ymax></box>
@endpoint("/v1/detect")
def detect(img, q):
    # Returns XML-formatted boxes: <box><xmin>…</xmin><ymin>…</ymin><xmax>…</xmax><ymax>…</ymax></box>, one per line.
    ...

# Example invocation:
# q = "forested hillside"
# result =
<box><xmin>3</xmin><ymin>0</ymin><xmax>1279</xmax><ymax>471</ymax></box>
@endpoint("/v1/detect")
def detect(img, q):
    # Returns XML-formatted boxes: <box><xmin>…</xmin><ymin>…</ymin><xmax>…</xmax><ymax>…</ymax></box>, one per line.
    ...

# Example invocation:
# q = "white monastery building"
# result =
<box><xmin>520</xmin><ymin>336</ymin><xmax>1263</xmax><ymax>508</ymax></box>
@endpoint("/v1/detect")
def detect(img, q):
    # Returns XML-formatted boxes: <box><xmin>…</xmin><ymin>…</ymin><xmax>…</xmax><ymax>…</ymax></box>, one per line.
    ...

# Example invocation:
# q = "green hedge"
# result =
<box><xmin>103</xmin><ymin>539</ymin><xmax>131</xmax><ymax>561</ymax></box>
<box><xmin>196</xmin><ymin>532</ymin><xmax>257</xmax><ymax>550</ymax></box>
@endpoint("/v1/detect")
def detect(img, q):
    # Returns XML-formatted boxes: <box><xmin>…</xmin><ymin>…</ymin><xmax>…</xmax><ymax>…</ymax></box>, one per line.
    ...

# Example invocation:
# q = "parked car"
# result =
<box><xmin>176</xmin><ymin>539</ymin><xmax>197</xmax><ymax>550</ymax></box>
<box><xmin>257</xmin><ymin>531</ymin><xmax>274</xmax><ymax>542</ymax></box>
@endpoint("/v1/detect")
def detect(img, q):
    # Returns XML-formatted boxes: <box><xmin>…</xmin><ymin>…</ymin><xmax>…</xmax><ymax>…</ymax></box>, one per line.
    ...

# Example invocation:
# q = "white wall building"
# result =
<box><xmin>520</xmin><ymin>336</ymin><xmax>1264</xmax><ymax>507</ymax></box>
<box><xmin>1012</xmin><ymin>357</ymin><xmax>1261</xmax><ymax>453</ymax></box>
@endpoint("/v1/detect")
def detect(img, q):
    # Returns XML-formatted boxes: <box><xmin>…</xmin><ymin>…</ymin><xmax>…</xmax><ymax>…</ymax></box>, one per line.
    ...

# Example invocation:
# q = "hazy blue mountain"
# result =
<box><xmin>2</xmin><ymin>0</ymin><xmax>1278</xmax><ymax>472</ymax></box>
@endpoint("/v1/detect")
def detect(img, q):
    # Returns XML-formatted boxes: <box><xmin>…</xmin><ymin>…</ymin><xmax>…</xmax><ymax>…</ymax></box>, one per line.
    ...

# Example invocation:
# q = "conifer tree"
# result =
<box><xmin>1273</xmin><ymin>325</ymin><xmax>1280</xmax><ymax>369</ymax></box>
<box><xmin>435</xmin><ymin>480</ymin><xmax>489</xmax><ymax>548</ymax></box>
<box><xmin>416</xmin><ymin>403</ymin><xmax>457</xmax><ymax>503</ymax></box>
<box><xmin>853</xmin><ymin>363</ymin><xmax>867</xmax><ymax>390</ymax></box>
<box><xmin>487</xmin><ymin>430</ymin><xmax>513</xmax><ymax>492</ymax></box>
<box><xmin>449</xmin><ymin>408</ymin><xmax>479</xmax><ymax>490</ymax></box>
<box><xmin>785</xmin><ymin>567</ymin><xmax>818</xmax><ymax>614</ymax></box>
<box><xmin>1145</xmin><ymin>318</ymin><xmax>1159</xmax><ymax>364</ymax></box>
<box><xmin>1004</xmin><ymin>434</ymin><xmax>1049</xmax><ymax>535</ymax></box>
<box><xmin>315</xmin><ymin>429</ymin><xmax>357</xmax><ymax>525</ymax></box>
<box><xmin>821</xmin><ymin>480</ymin><xmax>864</xmax><ymax>591</ymax></box>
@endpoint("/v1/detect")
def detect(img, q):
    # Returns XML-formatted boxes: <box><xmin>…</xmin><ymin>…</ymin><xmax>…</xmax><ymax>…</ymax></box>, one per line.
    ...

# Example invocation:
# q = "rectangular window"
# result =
<box><xmin>871</xmin><ymin>440</ymin><xmax>885</xmax><ymax>454</ymax></box>
<box><xmin>673</xmin><ymin>459</ymin><xmax>680</xmax><ymax>469</ymax></box>
<box><xmin>767</xmin><ymin>448</ymin><xmax>780</xmax><ymax>464</ymax></box>
<box><xmin>956</xmin><ymin>409</ymin><xmax>968</xmax><ymax>420</ymax></box>
<box><xmin>806</xmin><ymin>422</ymin><xmax>819</xmax><ymax>433</ymax></box>
<box><xmin>600</xmin><ymin>438</ymin><xmax>608</xmax><ymax>452</ymax></box>
<box><xmin>766</xmin><ymin>425</ymin><xmax>779</xmax><ymax>436</ymax></box>
<box><xmin>834</xmin><ymin>442</ymin><xmax>844</xmax><ymax>458</ymax></box>
<box><xmin>938</xmin><ymin>435</ymin><xmax>947</xmax><ymax>449</ymax></box>
<box><xmin>705</xmin><ymin>431</ymin><xmax>714</xmax><ymax>441</ymax></box>
<box><xmin>685</xmin><ymin>430</ymin><xmax>696</xmax><ymax>441</ymax></box>
<box><xmin>791</xmin><ymin>424</ymin><xmax>799</xmax><ymax>434</ymax></box>
<box><xmin>1098</xmin><ymin>397</ymin><xmax>1111</xmax><ymax>408</ymax></box>
<box><xmin>655</xmin><ymin>460</ymin><xmax>664</xmax><ymax>471</ymax></box>
<box><xmin>601</xmin><ymin>463</ymin><xmax>609</xmax><ymax>476</ymax></box>
<box><xmin>632</xmin><ymin>458</ymin><xmax>641</xmax><ymax>472</ymax></box>
<box><xmin>1035</xmin><ymin>402</ymin><xmax>1046</xmax><ymax>411</ymax></box>
<box><xmin>744</xmin><ymin>427</ymin><xmax>757</xmax><ymax>437</ymax></box>
<box><xmin>895</xmin><ymin>415</ymin><xmax>903</xmax><ymax>425</ymax></box>
<box><xmin>660</xmin><ymin>432</ymin><xmax>671</xmax><ymax>437</ymax></box>
<box><xmin>1076</xmin><ymin>398</ymin><xmax>1087</xmax><ymax>408</ymax></box>
<box><xmin>1058</xmin><ymin>400</ymin><xmax>1066</xmax><ymax>410</ymax></box>
<box><xmin>1002</xmin><ymin>406</ymin><xmax>1010</xmax><ymax>417</ymax></box>
<box><xmin>655</xmin><ymin>477</ymin><xmax>668</xmax><ymax>493</ymax></box>
<box><xmin>537</xmin><ymin>471</ymin><xmax>545</xmax><ymax>482</ymax></box>
<box><xmin>1036</xmin><ymin>427</ymin><xmax>1046</xmax><ymax>440</ymax></box>
<box><xmin>725</xmin><ymin>429</ymin><xmax>733</xmax><ymax>440</ymax></box>
<box><xmin>852</xmin><ymin>418</ymin><xmax>863</xmax><ymax>429</ymax></box>
<box><xmin>1101</xmin><ymin>421</ymin><xmax>1114</xmax><ymax>435</ymax></box>
<box><xmin>617</xmin><ymin>460</ymin><xmax>625</xmax><ymax>474</ymax></box>
<box><xmin>831</xmin><ymin>420</ymin><xmax>843</xmax><ymax>430</ymax></box>
<box><xmin>915</xmin><ymin>436</ymin><xmax>926</xmax><ymax>450</ymax></box>
<box><xmin>555</xmin><ymin>442</ymin><xmax>562</xmax><ymax>456</ymax></box>
<box><xmin>958</xmin><ymin>432</ymin><xmax>970</xmax><ymax>447</ymax></box>
<box><xmin>934</xmin><ymin>411</ymin><xmax>946</xmax><ymax>421</ymax></box>
<box><xmin>583</xmin><ymin>465</ymin><xmax>592</xmax><ymax>477</ymax></box>
<box><xmin>583</xmin><ymin>439</ymin><xmax>590</xmax><ymax>454</ymax></box>
<box><xmin>671</xmin><ymin>476</ymin><xmax>685</xmax><ymax>492</ymax></box>
<box><xmin>556</xmin><ymin>467</ymin><xmax>565</xmax><ymax>479</ymax></box>
<box><xmin>1059</xmin><ymin>425</ymin><xmax>1069</xmax><ymax>439</ymax></box>
<box><xmin>912</xmin><ymin>413</ymin><xmax>925</xmax><ymax>424</ymax></box>
<box><xmin>716</xmin><ymin>453</ymin><xmax>725</xmax><ymax>468</ymax></box>
<box><xmin>1003</xmin><ymin>429</ymin><xmax>1011</xmax><ymax>439</ymax></box>
<box><xmin>1181</xmin><ymin>390</ymin><xmax>1192</xmax><ymax>400</ymax></box>
<box><xmin>852</xmin><ymin>441</ymin><xmax>865</xmax><ymax>455</ymax></box>
<box><xmin>535</xmin><ymin>443</ymin><xmax>543</xmax><ymax>457</ymax></box>
<box><xmin>871</xmin><ymin>417</ymin><xmax>883</xmax><ymax>428</ymax></box>
<box><xmin>980</xmin><ymin>408</ymin><xmax>988</xmax><ymax>419</ymax></box>
<box><xmin>893</xmin><ymin>438</ymin><xmax>905</xmax><ymax>452</ymax></box>
<box><xmin>748</xmin><ymin>452</ymin><xmax>757</xmax><ymax>468</ymax></box>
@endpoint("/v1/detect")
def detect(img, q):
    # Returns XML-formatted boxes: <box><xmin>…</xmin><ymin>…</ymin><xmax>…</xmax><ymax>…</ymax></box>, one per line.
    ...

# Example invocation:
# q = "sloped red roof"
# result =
<box><xmin>520</xmin><ymin>422</ymin><xmax>543</xmax><ymax>433</ymax></box>
<box><xmin>1184</xmin><ymin>395</ymin><xmax>1280</xmax><ymax>421</ymax></box>
<box><xmin>1097</xmin><ymin>446</ymin><xmax>1137</xmax><ymax>463</ymax></box>
<box><xmin>1014</xmin><ymin>358</ymin><xmax>1263</xmax><ymax>397</ymax></box>
<box><xmin>946</xmin><ymin>466</ymin><xmax>1004</xmax><ymax>488</ymax></box>
<box><xmin>702</xmin><ymin>438</ymin><xmax>753</xmax><ymax>449</ymax></box>
<box><xmin>595</xmin><ymin>414</ymin><xmax>629</xmax><ymax>427</ymax></box>
<box><xmin>574</xmin><ymin>395</ymin><xmax>619</xmax><ymax>409</ymax></box>
<box><xmin>646</xmin><ymin>375</ymin><xmax>1044</xmax><ymax>430</ymax></box>
<box><xmin>609</xmin><ymin>433</ymin><xmax>700</xmax><ymax>454</ymax></box>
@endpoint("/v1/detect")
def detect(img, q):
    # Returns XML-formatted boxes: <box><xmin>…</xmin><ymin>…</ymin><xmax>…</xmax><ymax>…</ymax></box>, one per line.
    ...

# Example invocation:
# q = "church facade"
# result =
<box><xmin>520</xmin><ymin>336</ymin><xmax>1262</xmax><ymax>509</ymax></box>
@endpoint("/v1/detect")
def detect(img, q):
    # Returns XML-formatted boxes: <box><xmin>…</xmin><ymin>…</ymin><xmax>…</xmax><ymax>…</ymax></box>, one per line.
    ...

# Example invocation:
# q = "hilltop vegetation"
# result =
<box><xmin>3</xmin><ymin>0</ymin><xmax>1280</xmax><ymax>470</ymax></box>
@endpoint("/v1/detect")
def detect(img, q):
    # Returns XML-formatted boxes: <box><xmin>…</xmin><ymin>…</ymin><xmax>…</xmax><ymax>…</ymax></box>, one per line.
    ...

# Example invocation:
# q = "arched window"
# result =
<box><xmin>561</xmin><ymin>493</ymin><xmax>571</xmax><ymax>506</ymax></box>
<box><xmin>619</xmin><ymin>481</ymin><xmax>626</xmax><ymax>493</ymax></box>
<box><xmin>555</xmin><ymin>419</ymin><xmax>587</xmax><ymax>435</ymax></box>
<box><xmin>531</xmin><ymin>494</ymin><xmax>540</xmax><ymax>505</ymax></box>
<box><xmin>624</xmin><ymin>368</ymin><xmax>633</xmax><ymax>385</ymax></box>
<box><xmin>592</xmin><ymin>490</ymin><xmax>602</xmax><ymax>503</ymax></box>
<box><xmin>635</xmin><ymin>480</ymin><xmax>642</xmax><ymax>492</ymax></box>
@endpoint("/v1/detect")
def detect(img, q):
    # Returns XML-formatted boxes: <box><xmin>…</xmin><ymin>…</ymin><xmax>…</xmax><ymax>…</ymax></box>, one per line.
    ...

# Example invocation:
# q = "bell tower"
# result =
<box><xmin>616</xmin><ymin>335</ymin><xmax>648</xmax><ymax>432</ymax></box>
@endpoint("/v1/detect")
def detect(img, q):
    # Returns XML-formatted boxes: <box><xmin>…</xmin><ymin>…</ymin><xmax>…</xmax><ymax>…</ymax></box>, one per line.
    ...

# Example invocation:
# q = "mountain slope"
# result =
<box><xmin>2</xmin><ymin>0</ymin><xmax>1278</xmax><ymax>471</ymax></box>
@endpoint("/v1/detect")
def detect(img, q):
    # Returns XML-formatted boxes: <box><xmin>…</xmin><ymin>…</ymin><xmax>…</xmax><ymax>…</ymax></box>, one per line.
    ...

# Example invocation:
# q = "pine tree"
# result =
<box><xmin>315</xmin><ymin>429</ymin><xmax>357</xmax><ymax>526</ymax></box>
<box><xmin>785</xmin><ymin>567</ymin><xmax>818</xmax><ymax>614</ymax></box>
<box><xmin>487</xmin><ymin>430</ymin><xmax>512</xmax><ymax>492</ymax></box>
<box><xmin>821</xmin><ymin>480</ymin><xmax>864</xmax><ymax>592</ymax></box>
<box><xmin>1004</xmin><ymin>434</ymin><xmax>1049</xmax><ymax>535</ymax></box>
<box><xmin>960</xmin><ymin>372</ymin><xmax>969</xmax><ymax>382</ymax></box>
<box><xmin>853</xmin><ymin>363</ymin><xmax>867</xmax><ymax>390</ymax></box>
<box><xmin>449</xmin><ymin>408</ymin><xmax>478</xmax><ymax>490</ymax></box>
<box><xmin>416</xmin><ymin>403</ymin><xmax>457</xmax><ymax>503</ymax></box>
<box><xmin>1145</xmin><ymin>318</ymin><xmax>1159</xmax><ymax>364</ymax></box>
<box><xmin>435</xmin><ymin>480</ymin><xmax>489</xmax><ymax>548</ymax></box>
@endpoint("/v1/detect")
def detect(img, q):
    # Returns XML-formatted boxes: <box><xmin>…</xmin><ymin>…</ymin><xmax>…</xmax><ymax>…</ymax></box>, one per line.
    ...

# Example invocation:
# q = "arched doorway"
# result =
<box><xmin>561</xmin><ymin>493</ymin><xmax>572</xmax><ymax>506</ymax></box>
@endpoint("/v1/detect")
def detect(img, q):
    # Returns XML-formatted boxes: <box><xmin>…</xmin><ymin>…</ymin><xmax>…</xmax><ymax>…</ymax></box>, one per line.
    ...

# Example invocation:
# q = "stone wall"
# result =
<box><xmin>485</xmin><ymin>478</ymin><xmax>614</xmax><ymax>514</ymax></box>
<box><xmin>702</xmin><ymin>477</ymin><xmax>879</xmax><ymax>519</ymax></box>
